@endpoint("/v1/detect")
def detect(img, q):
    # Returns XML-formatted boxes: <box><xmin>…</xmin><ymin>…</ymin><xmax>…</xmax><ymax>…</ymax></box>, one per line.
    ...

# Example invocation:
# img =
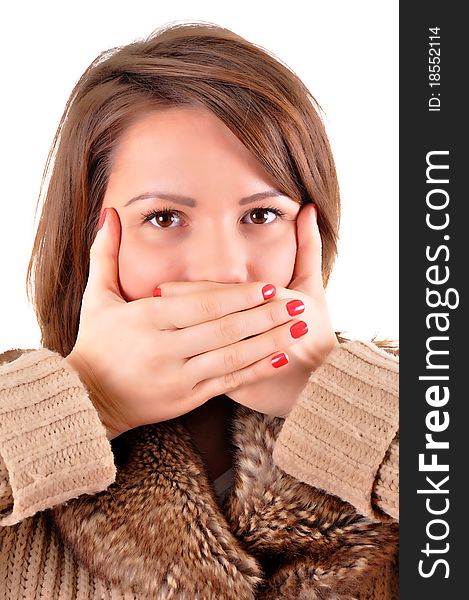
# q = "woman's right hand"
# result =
<box><xmin>65</xmin><ymin>207</ymin><xmax>307</xmax><ymax>440</ymax></box>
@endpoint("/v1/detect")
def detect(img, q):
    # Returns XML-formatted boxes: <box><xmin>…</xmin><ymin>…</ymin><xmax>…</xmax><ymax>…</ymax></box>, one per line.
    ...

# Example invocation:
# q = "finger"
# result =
<box><xmin>289</xmin><ymin>203</ymin><xmax>323</xmax><ymax>295</ymax></box>
<box><xmin>87</xmin><ymin>207</ymin><xmax>124</xmax><ymax>302</ymax></box>
<box><xmin>185</xmin><ymin>317</ymin><xmax>308</xmax><ymax>384</ymax></box>
<box><xmin>173</xmin><ymin>296</ymin><xmax>304</xmax><ymax>357</ymax></box>
<box><xmin>153</xmin><ymin>280</ymin><xmax>224</xmax><ymax>297</ymax></box>
<box><xmin>153</xmin><ymin>280</ymin><xmax>286</xmax><ymax>306</ymax></box>
<box><xmin>192</xmin><ymin>350</ymin><xmax>290</xmax><ymax>402</ymax></box>
<box><xmin>144</xmin><ymin>281</ymin><xmax>277</xmax><ymax>330</ymax></box>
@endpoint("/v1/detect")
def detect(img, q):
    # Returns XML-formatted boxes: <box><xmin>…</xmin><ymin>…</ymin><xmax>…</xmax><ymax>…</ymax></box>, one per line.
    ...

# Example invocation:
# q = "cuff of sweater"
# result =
<box><xmin>0</xmin><ymin>348</ymin><xmax>116</xmax><ymax>526</ymax></box>
<box><xmin>272</xmin><ymin>340</ymin><xmax>399</xmax><ymax>520</ymax></box>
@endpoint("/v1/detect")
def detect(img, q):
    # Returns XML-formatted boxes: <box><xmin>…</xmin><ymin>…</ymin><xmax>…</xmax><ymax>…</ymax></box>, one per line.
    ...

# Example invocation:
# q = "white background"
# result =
<box><xmin>0</xmin><ymin>0</ymin><xmax>398</xmax><ymax>352</ymax></box>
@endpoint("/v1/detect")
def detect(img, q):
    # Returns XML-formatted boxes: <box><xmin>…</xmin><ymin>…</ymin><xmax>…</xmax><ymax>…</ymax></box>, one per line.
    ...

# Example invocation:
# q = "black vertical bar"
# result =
<box><xmin>400</xmin><ymin>2</ymin><xmax>466</xmax><ymax>597</ymax></box>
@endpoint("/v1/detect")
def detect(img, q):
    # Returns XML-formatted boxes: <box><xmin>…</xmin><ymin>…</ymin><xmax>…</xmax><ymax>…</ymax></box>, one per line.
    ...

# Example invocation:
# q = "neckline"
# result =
<box><xmin>213</xmin><ymin>466</ymin><xmax>234</xmax><ymax>485</ymax></box>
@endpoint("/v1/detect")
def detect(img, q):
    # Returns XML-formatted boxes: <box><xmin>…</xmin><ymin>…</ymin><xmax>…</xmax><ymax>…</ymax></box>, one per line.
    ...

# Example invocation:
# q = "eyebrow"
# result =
<box><xmin>123</xmin><ymin>189</ymin><xmax>289</xmax><ymax>208</ymax></box>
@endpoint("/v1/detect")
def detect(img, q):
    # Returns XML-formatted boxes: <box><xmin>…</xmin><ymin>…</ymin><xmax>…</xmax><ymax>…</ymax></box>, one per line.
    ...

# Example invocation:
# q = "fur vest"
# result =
<box><xmin>49</xmin><ymin>403</ymin><xmax>398</xmax><ymax>599</ymax></box>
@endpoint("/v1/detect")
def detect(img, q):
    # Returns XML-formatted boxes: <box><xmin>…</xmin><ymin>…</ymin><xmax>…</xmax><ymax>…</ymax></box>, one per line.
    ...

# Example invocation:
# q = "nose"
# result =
<box><xmin>184</xmin><ymin>223</ymin><xmax>248</xmax><ymax>284</ymax></box>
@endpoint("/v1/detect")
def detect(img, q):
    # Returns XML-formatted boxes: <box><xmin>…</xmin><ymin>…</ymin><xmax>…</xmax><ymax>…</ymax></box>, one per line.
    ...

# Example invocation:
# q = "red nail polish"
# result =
<box><xmin>153</xmin><ymin>287</ymin><xmax>162</xmax><ymax>297</ymax></box>
<box><xmin>98</xmin><ymin>208</ymin><xmax>108</xmax><ymax>230</ymax></box>
<box><xmin>271</xmin><ymin>353</ymin><xmax>288</xmax><ymax>368</ymax></box>
<box><xmin>262</xmin><ymin>284</ymin><xmax>276</xmax><ymax>300</ymax></box>
<box><xmin>290</xmin><ymin>321</ymin><xmax>308</xmax><ymax>339</ymax></box>
<box><xmin>286</xmin><ymin>300</ymin><xmax>305</xmax><ymax>316</ymax></box>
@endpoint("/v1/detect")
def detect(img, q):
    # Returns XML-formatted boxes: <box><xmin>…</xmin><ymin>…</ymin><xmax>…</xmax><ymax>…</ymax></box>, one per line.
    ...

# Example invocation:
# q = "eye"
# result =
<box><xmin>141</xmin><ymin>206</ymin><xmax>183</xmax><ymax>229</ymax></box>
<box><xmin>242</xmin><ymin>206</ymin><xmax>286</xmax><ymax>225</ymax></box>
<box><xmin>140</xmin><ymin>205</ymin><xmax>287</xmax><ymax>230</ymax></box>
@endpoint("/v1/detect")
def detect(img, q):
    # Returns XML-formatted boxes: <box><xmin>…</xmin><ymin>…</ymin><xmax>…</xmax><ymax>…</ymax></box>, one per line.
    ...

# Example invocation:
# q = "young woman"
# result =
<box><xmin>0</xmin><ymin>22</ymin><xmax>399</xmax><ymax>599</ymax></box>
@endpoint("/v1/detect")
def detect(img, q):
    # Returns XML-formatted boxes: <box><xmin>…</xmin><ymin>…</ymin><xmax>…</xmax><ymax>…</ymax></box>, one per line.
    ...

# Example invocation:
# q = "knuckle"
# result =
<box><xmin>267</xmin><ymin>305</ymin><xmax>279</xmax><ymax>328</ymax></box>
<box><xmin>218</xmin><ymin>316</ymin><xmax>244</xmax><ymax>341</ymax></box>
<box><xmin>223</xmin><ymin>369</ymin><xmax>242</xmax><ymax>390</ymax></box>
<box><xmin>223</xmin><ymin>346</ymin><xmax>243</xmax><ymax>372</ymax></box>
<box><xmin>199</xmin><ymin>294</ymin><xmax>222</xmax><ymax>319</ymax></box>
<box><xmin>271</xmin><ymin>329</ymin><xmax>285</xmax><ymax>352</ymax></box>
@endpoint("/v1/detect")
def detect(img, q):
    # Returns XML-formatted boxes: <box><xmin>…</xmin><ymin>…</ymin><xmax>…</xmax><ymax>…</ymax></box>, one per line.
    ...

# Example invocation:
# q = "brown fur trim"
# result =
<box><xmin>50</xmin><ymin>404</ymin><xmax>397</xmax><ymax>599</ymax></box>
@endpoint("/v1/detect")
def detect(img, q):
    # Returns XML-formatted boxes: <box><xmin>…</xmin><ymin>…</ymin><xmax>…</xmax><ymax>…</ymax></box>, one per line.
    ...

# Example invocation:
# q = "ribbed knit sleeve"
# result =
<box><xmin>272</xmin><ymin>340</ymin><xmax>399</xmax><ymax>521</ymax></box>
<box><xmin>0</xmin><ymin>348</ymin><xmax>116</xmax><ymax>527</ymax></box>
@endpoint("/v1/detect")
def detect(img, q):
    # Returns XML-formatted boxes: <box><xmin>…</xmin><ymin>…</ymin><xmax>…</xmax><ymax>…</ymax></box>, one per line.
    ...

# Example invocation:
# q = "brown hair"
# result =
<box><xmin>26</xmin><ymin>21</ymin><xmax>396</xmax><ymax>357</ymax></box>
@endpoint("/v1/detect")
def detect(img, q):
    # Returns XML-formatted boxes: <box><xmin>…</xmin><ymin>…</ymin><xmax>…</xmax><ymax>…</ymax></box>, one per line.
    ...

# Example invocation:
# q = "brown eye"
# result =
<box><xmin>154</xmin><ymin>211</ymin><xmax>176</xmax><ymax>228</ymax></box>
<box><xmin>141</xmin><ymin>205</ymin><xmax>286</xmax><ymax>230</ymax></box>
<box><xmin>244</xmin><ymin>207</ymin><xmax>284</xmax><ymax>225</ymax></box>
<box><xmin>141</xmin><ymin>208</ymin><xmax>183</xmax><ymax>229</ymax></box>
<box><xmin>250</xmin><ymin>209</ymin><xmax>268</xmax><ymax>224</ymax></box>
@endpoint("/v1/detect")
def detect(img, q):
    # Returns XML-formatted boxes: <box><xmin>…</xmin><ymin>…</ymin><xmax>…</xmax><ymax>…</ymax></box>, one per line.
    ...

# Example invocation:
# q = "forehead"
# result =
<box><xmin>113</xmin><ymin>107</ymin><xmax>249</xmax><ymax>165</ymax></box>
<box><xmin>108</xmin><ymin>106</ymin><xmax>279</xmax><ymax>190</ymax></box>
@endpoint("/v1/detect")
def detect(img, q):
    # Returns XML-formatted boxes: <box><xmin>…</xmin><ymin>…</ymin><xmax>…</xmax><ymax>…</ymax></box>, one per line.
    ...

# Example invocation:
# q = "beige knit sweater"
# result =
<box><xmin>0</xmin><ymin>341</ymin><xmax>399</xmax><ymax>599</ymax></box>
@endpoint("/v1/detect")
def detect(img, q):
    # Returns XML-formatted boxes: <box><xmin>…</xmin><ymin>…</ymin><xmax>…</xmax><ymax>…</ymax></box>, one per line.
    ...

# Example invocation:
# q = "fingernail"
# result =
<box><xmin>290</xmin><ymin>321</ymin><xmax>308</xmax><ymax>339</ymax></box>
<box><xmin>153</xmin><ymin>287</ymin><xmax>162</xmax><ymax>297</ymax></box>
<box><xmin>271</xmin><ymin>353</ymin><xmax>289</xmax><ymax>368</ymax></box>
<box><xmin>286</xmin><ymin>299</ymin><xmax>305</xmax><ymax>316</ymax></box>
<box><xmin>98</xmin><ymin>208</ymin><xmax>108</xmax><ymax>230</ymax></box>
<box><xmin>262</xmin><ymin>284</ymin><xmax>276</xmax><ymax>300</ymax></box>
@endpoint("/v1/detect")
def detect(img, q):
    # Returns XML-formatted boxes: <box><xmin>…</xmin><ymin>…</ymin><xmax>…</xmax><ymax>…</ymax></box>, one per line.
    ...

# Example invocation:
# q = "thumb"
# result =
<box><xmin>87</xmin><ymin>207</ymin><xmax>124</xmax><ymax>301</ymax></box>
<box><xmin>289</xmin><ymin>203</ymin><xmax>322</xmax><ymax>295</ymax></box>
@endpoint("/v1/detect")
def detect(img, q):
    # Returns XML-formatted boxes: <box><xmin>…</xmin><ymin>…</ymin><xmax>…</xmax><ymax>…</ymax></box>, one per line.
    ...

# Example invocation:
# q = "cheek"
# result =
<box><xmin>117</xmin><ymin>238</ymin><xmax>175</xmax><ymax>301</ymax></box>
<box><xmin>249</xmin><ymin>229</ymin><xmax>298</xmax><ymax>288</ymax></box>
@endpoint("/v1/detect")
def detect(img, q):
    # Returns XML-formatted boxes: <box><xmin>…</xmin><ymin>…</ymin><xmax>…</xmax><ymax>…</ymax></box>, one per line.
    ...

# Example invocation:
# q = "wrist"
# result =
<box><xmin>64</xmin><ymin>351</ymin><xmax>124</xmax><ymax>441</ymax></box>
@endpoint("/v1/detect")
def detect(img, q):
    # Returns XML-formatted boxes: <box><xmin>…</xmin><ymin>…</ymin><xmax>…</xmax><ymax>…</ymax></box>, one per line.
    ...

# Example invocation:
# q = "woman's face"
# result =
<box><xmin>102</xmin><ymin>107</ymin><xmax>301</xmax><ymax>301</ymax></box>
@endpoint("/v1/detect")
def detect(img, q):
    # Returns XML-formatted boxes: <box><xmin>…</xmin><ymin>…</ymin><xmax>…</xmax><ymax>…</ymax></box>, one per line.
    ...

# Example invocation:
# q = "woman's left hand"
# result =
<box><xmin>153</xmin><ymin>203</ymin><xmax>339</xmax><ymax>418</ymax></box>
